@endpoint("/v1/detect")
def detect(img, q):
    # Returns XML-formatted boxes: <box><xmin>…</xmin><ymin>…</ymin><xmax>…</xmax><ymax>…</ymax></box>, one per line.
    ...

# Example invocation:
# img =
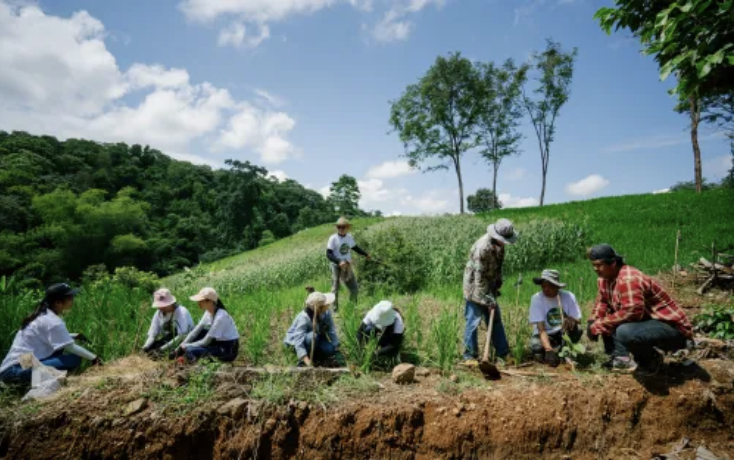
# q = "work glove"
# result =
<box><xmin>91</xmin><ymin>357</ymin><xmax>104</xmax><ymax>367</ymax></box>
<box><xmin>545</xmin><ymin>350</ymin><xmax>561</xmax><ymax>368</ymax></box>
<box><xmin>586</xmin><ymin>320</ymin><xmax>599</xmax><ymax>342</ymax></box>
<box><xmin>562</xmin><ymin>317</ymin><xmax>578</xmax><ymax>333</ymax></box>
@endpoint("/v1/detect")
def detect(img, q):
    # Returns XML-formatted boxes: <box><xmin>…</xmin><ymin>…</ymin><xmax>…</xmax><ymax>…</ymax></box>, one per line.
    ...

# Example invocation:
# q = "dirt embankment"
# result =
<box><xmin>1</xmin><ymin>359</ymin><xmax>733</xmax><ymax>460</ymax></box>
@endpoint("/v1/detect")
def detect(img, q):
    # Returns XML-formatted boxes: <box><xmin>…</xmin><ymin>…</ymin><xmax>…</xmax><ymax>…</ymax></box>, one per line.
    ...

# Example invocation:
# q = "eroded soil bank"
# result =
<box><xmin>1</xmin><ymin>359</ymin><xmax>733</xmax><ymax>460</ymax></box>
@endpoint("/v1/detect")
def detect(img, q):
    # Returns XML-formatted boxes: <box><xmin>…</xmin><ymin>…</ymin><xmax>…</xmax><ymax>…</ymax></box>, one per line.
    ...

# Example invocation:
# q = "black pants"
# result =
<box><xmin>357</xmin><ymin>323</ymin><xmax>403</xmax><ymax>358</ymax></box>
<box><xmin>603</xmin><ymin>319</ymin><xmax>687</xmax><ymax>367</ymax></box>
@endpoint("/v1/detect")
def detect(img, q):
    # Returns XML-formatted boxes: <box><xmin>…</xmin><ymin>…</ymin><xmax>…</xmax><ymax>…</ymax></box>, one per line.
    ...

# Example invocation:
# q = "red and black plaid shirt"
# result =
<box><xmin>590</xmin><ymin>265</ymin><xmax>692</xmax><ymax>338</ymax></box>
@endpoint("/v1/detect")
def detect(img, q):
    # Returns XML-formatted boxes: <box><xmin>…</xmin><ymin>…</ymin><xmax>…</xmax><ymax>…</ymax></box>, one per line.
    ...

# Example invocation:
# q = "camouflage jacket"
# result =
<box><xmin>462</xmin><ymin>234</ymin><xmax>505</xmax><ymax>307</ymax></box>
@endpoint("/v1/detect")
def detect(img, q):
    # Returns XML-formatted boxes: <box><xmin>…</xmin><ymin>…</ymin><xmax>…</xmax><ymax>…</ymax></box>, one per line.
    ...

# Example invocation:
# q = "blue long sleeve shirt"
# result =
<box><xmin>284</xmin><ymin>310</ymin><xmax>339</xmax><ymax>359</ymax></box>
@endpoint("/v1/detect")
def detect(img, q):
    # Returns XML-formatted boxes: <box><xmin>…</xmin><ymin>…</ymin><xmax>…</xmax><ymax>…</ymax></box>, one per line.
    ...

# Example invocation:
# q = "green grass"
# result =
<box><xmin>1</xmin><ymin>190</ymin><xmax>732</xmax><ymax>378</ymax></box>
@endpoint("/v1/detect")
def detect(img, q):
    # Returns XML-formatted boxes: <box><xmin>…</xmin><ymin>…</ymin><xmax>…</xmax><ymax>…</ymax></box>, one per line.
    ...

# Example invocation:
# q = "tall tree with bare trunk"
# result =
<box><xmin>522</xmin><ymin>39</ymin><xmax>578</xmax><ymax>206</ymax></box>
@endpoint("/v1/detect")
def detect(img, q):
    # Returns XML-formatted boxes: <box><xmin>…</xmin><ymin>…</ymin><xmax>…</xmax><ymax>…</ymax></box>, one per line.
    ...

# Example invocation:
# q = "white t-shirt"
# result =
<box><xmin>0</xmin><ymin>310</ymin><xmax>74</xmax><ymax>374</ymax></box>
<box><xmin>202</xmin><ymin>309</ymin><xmax>239</xmax><ymax>341</ymax></box>
<box><xmin>327</xmin><ymin>233</ymin><xmax>356</xmax><ymax>262</ymax></box>
<box><xmin>528</xmin><ymin>290</ymin><xmax>582</xmax><ymax>335</ymax></box>
<box><xmin>364</xmin><ymin>312</ymin><xmax>405</xmax><ymax>334</ymax></box>
<box><xmin>147</xmin><ymin>305</ymin><xmax>195</xmax><ymax>338</ymax></box>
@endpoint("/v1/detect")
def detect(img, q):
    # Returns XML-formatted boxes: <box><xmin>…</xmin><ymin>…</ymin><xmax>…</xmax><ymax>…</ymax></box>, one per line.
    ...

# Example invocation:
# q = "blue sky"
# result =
<box><xmin>1</xmin><ymin>0</ymin><xmax>731</xmax><ymax>215</ymax></box>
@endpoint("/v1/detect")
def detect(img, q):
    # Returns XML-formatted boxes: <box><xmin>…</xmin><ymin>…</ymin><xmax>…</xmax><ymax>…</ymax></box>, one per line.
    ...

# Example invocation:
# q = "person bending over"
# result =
<box><xmin>142</xmin><ymin>288</ymin><xmax>194</xmax><ymax>358</ymax></box>
<box><xmin>358</xmin><ymin>300</ymin><xmax>405</xmax><ymax>359</ymax></box>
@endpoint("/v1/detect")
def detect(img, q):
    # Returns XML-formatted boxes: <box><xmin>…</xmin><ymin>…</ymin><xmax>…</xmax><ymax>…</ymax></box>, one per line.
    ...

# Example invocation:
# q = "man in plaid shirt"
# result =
<box><xmin>586</xmin><ymin>244</ymin><xmax>692</xmax><ymax>375</ymax></box>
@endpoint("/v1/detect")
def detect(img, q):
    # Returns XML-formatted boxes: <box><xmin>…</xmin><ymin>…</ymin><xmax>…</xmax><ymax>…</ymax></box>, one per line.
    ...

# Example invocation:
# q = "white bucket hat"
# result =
<box><xmin>189</xmin><ymin>287</ymin><xmax>219</xmax><ymax>303</ymax></box>
<box><xmin>487</xmin><ymin>218</ymin><xmax>518</xmax><ymax>245</ymax></box>
<box><xmin>305</xmin><ymin>292</ymin><xmax>336</xmax><ymax>309</ymax></box>
<box><xmin>366</xmin><ymin>301</ymin><xmax>397</xmax><ymax>329</ymax></box>
<box><xmin>152</xmin><ymin>288</ymin><xmax>177</xmax><ymax>308</ymax></box>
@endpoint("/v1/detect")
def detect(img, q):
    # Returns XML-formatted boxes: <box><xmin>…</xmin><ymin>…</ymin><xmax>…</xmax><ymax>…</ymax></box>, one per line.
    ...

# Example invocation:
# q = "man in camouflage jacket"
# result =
<box><xmin>462</xmin><ymin>218</ymin><xmax>518</xmax><ymax>365</ymax></box>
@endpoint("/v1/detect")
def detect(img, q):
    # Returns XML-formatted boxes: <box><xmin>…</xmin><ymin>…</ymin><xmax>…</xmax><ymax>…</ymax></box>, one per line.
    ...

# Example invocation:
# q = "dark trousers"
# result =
<box><xmin>357</xmin><ymin>323</ymin><xmax>403</xmax><ymax>358</ymax></box>
<box><xmin>530</xmin><ymin>325</ymin><xmax>583</xmax><ymax>355</ymax></box>
<box><xmin>0</xmin><ymin>350</ymin><xmax>82</xmax><ymax>385</ymax></box>
<box><xmin>603</xmin><ymin>319</ymin><xmax>687</xmax><ymax>366</ymax></box>
<box><xmin>185</xmin><ymin>339</ymin><xmax>239</xmax><ymax>363</ymax></box>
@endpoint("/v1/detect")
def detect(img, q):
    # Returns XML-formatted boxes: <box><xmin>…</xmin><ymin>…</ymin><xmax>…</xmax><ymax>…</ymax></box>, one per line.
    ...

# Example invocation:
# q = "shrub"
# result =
<box><xmin>695</xmin><ymin>304</ymin><xmax>734</xmax><ymax>340</ymax></box>
<box><xmin>112</xmin><ymin>266</ymin><xmax>159</xmax><ymax>293</ymax></box>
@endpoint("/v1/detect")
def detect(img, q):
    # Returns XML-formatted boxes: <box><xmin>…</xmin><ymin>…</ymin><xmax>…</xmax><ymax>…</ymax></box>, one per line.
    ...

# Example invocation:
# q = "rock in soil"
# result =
<box><xmin>392</xmin><ymin>364</ymin><xmax>415</xmax><ymax>384</ymax></box>
<box><xmin>218</xmin><ymin>397</ymin><xmax>248</xmax><ymax>419</ymax></box>
<box><xmin>415</xmin><ymin>367</ymin><xmax>430</xmax><ymax>377</ymax></box>
<box><xmin>124</xmin><ymin>398</ymin><xmax>147</xmax><ymax>416</ymax></box>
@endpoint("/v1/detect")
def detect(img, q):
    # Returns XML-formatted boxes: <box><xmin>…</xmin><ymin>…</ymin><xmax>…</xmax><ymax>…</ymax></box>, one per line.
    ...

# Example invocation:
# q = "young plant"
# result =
<box><xmin>695</xmin><ymin>304</ymin><xmax>734</xmax><ymax>340</ymax></box>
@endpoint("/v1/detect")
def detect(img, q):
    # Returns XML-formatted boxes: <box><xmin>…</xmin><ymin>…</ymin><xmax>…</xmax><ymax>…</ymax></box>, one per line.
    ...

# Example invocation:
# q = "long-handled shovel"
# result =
<box><xmin>479</xmin><ymin>308</ymin><xmax>501</xmax><ymax>380</ymax></box>
<box><xmin>310</xmin><ymin>310</ymin><xmax>318</xmax><ymax>365</ymax></box>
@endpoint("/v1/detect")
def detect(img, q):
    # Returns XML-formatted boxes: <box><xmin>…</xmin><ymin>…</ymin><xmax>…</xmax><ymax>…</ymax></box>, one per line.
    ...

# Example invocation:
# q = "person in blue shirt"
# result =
<box><xmin>284</xmin><ymin>287</ymin><xmax>341</xmax><ymax>367</ymax></box>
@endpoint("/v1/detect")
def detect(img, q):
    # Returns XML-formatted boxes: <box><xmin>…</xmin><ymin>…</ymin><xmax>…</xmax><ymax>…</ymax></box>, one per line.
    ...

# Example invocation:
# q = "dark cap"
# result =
<box><xmin>588</xmin><ymin>244</ymin><xmax>624</xmax><ymax>263</ymax></box>
<box><xmin>44</xmin><ymin>283</ymin><xmax>80</xmax><ymax>302</ymax></box>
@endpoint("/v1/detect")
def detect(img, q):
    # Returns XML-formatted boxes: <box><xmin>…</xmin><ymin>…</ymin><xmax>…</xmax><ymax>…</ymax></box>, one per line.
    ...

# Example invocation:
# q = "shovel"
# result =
<box><xmin>479</xmin><ymin>307</ymin><xmax>501</xmax><ymax>380</ymax></box>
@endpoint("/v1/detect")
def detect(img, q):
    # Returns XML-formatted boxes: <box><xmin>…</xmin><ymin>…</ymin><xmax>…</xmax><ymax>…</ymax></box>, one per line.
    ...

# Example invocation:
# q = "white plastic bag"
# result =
<box><xmin>18</xmin><ymin>353</ymin><xmax>67</xmax><ymax>401</ymax></box>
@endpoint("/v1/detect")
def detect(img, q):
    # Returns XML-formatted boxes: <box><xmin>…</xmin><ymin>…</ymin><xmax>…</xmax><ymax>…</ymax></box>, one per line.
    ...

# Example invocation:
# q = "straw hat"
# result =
<box><xmin>487</xmin><ymin>218</ymin><xmax>518</xmax><ymax>245</ymax></box>
<box><xmin>152</xmin><ymin>288</ymin><xmax>177</xmax><ymax>308</ymax></box>
<box><xmin>365</xmin><ymin>301</ymin><xmax>397</xmax><ymax>329</ymax></box>
<box><xmin>189</xmin><ymin>287</ymin><xmax>218</xmax><ymax>303</ymax></box>
<box><xmin>336</xmin><ymin>217</ymin><xmax>351</xmax><ymax>228</ymax></box>
<box><xmin>305</xmin><ymin>292</ymin><xmax>336</xmax><ymax>310</ymax></box>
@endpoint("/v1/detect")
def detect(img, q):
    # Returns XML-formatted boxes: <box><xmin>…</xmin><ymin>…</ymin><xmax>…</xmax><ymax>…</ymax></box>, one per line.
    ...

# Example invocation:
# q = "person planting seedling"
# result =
<box><xmin>174</xmin><ymin>287</ymin><xmax>240</xmax><ymax>364</ymax></box>
<box><xmin>326</xmin><ymin>217</ymin><xmax>371</xmax><ymax>312</ymax></box>
<box><xmin>142</xmin><ymin>288</ymin><xmax>195</xmax><ymax>359</ymax></box>
<box><xmin>357</xmin><ymin>300</ymin><xmax>405</xmax><ymax>360</ymax></box>
<box><xmin>528</xmin><ymin>269</ymin><xmax>583</xmax><ymax>368</ymax></box>
<box><xmin>461</xmin><ymin>218</ymin><xmax>518</xmax><ymax>375</ymax></box>
<box><xmin>586</xmin><ymin>244</ymin><xmax>693</xmax><ymax>376</ymax></box>
<box><xmin>284</xmin><ymin>288</ymin><xmax>342</xmax><ymax>367</ymax></box>
<box><xmin>0</xmin><ymin>283</ymin><xmax>102</xmax><ymax>385</ymax></box>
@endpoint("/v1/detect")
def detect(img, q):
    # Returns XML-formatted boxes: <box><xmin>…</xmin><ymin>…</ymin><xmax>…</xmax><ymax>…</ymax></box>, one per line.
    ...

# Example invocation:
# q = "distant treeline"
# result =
<box><xmin>0</xmin><ymin>131</ymin><xmax>356</xmax><ymax>288</ymax></box>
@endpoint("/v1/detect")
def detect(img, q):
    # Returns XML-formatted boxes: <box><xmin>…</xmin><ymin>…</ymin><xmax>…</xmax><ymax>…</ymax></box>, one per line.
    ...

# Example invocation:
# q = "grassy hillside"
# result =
<box><xmin>1</xmin><ymin>190</ymin><xmax>732</xmax><ymax>371</ymax></box>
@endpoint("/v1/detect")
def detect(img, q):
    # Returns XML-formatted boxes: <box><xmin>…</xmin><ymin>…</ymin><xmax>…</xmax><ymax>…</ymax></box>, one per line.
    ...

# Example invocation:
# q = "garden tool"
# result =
<box><xmin>310</xmin><ymin>309</ymin><xmax>318</xmax><ymax>365</ymax></box>
<box><xmin>479</xmin><ymin>307</ymin><xmax>501</xmax><ymax>380</ymax></box>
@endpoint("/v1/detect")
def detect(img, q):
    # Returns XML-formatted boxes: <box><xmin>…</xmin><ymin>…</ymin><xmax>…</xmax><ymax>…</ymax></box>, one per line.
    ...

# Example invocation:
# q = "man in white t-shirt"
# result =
<box><xmin>528</xmin><ymin>269</ymin><xmax>583</xmax><ymax>367</ymax></box>
<box><xmin>326</xmin><ymin>216</ymin><xmax>371</xmax><ymax>311</ymax></box>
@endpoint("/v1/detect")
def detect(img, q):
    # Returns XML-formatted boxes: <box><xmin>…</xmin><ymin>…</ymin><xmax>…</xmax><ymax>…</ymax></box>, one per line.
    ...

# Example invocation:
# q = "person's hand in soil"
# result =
<box><xmin>545</xmin><ymin>350</ymin><xmax>561</xmax><ymax>368</ymax></box>
<box><xmin>91</xmin><ymin>357</ymin><xmax>104</xmax><ymax>367</ymax></box>
<box><xmin>586</xmin><ymin>320</ymin><xmax>599</xmax><ymax>342</ymax></box>
<box><xmin>302</xmin><ymin>356</ymin><xmax>313</xmax><ymax>367</ymax></box>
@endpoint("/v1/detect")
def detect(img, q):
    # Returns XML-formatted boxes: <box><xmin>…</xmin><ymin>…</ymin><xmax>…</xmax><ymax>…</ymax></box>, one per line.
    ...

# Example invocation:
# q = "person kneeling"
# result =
<box><xmin>0</xmin><ymin>284</ymin><xmax>102</xmax><ymax>385</ymax></box>
<box><xmin>142</xmin><ymin>288</ymin><xmax>194</xmax><ymax>359</ymax></box>
<box><xmin>357</xmin><ymin>301</ymin><xmax>405</xmax><ymax>360</ymax></box>
<box><xmin>284</xmin><ymin>289</ymin><xmax>341</xmax><ymax>367</ymax></box>
<box><xmin>529</xmin><ymin>270</ymin><xmax>583</xmax><ymax>368</ymax></box>
<box><xmin>586</xmin><ymin>245</ymin><xmax>692</xmax><ymax>376</ymax></box>
<box><xmin>175</xmin><ymin>287</ymin><xmax>240</xmax><ymax>364</ymax></box>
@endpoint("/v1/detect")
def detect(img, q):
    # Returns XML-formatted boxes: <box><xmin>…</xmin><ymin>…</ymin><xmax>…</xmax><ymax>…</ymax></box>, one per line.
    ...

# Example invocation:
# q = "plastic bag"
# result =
<box><xmin>18</xmin><ymin>353</ymin><xmax>67</xmax><ymax>401</ymax></box>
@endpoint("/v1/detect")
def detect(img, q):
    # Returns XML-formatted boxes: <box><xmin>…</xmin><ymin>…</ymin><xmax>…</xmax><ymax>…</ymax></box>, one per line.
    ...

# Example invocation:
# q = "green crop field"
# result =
<box><xmin>1</xmin><ymin>189</ymin><xmax>733</xmax><ymax>373</ymax></box>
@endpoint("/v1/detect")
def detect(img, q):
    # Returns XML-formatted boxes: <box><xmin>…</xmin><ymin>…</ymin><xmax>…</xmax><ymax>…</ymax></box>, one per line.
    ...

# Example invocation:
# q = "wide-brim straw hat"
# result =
<box><xmin>487</xmin><ymin>218</ymin><xmax>518</xmax><ymax>245</ymax></box>
<box><xmin>532</xmin><ymin>269</ymin><xmax>567</xmax><ymax>288</ymax></box>
<box><xmin>152</xmin><ymin>288</ymin><xmax>177</xmax><ymax>308</ymax></box>
<box><xmin>305</xmin><ymin>292</ymin><xmax>336</xmax><ymax>309</ymax></box>
<box><xmin>336</xmin><ymin>217</ymin><xmax>351</xmax><ymax>228</ymax></box>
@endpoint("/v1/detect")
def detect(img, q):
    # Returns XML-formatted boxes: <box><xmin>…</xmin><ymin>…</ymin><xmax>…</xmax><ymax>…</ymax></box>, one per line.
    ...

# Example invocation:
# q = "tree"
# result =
<box><xmin>389</xmin><ymin>52</ymin><xmax>483</xmax><ymax>214</ymax></box>
<box><xmin>522</xmin><ymin>39</ymin><xmax>578</xmax><ymax>206</ymax></box>
<box><xmin>329</xmin><ymin>174</ymin><xmax>361</xmax><ymax>218</ymax></box>
<box><xmin>594</xmin><ymin>1</ymin><xmax>734</xmax><ymax>100</ymax></box>
<box><xmin>477</xmin><ymin>59</ymin><xmax>528</xmax><ymax>196</ymax></box>
<box><xmin>675</xmin><ymin>96</ymin><xmax>705</xmax><ymax>193</ymax></box>
<box><xmin>467</xmin><ymin>188</ymin><xmax>503</xmax><ymax>214</ymax></box>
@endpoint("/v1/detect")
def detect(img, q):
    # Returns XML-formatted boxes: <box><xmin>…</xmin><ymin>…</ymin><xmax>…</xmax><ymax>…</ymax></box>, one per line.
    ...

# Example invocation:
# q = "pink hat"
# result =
<box><xmin>152</xmin><ymin>288</ymin><xmax>177</xmax><ymax>308</ymax></box>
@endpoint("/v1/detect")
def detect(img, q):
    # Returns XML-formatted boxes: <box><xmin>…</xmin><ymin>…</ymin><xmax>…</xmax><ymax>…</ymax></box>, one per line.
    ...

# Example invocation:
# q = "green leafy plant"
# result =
<box><xmin>695</xmin><ymin>304</ymin><xmax>734</xmax><ymax>340</ymax></box>
<box><xmin>558</xmin><ymin>334</ymin><xmax>586</xmax><ymax>360</ymax></box>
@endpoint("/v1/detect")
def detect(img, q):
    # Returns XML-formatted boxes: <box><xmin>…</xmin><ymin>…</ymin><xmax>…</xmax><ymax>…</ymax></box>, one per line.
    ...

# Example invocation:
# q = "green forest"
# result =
<box><xmin>0</xmin><ymin>131</ymin><xmax>376</xmax><ymax>288</ymax></box>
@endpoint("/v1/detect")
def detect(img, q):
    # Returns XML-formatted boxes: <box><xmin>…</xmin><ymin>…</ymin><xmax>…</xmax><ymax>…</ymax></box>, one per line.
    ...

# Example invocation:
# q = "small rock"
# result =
<box><xmin>392</xmin><ymin>364</ymin><xmax>416</xmax><ymax>385</ymax></box>
<box><xmin>456</xmin><ymin>403</ymin><xmax>465</xmax><ymax>413</ymax></box>
<box><xmin>124</xmin><ymin>398</ymin><xmax>148</xmax><ymax>417</ymax></box>
<box><xmin>112</xmin><ymin>418</ymin><xmax>126</xmax><ymax>428</ymax></box>
<box><xmin>436</xmin><ymin>407</ymin><xmax>447</xmax><ymax>414</ymax></box>
<box><xmin>415</xmin><ymin>367</ymin><xmax>430</xmax><ymax>377</ymax></box>
<box><xmin>449</xmin><ymin>374</ymin><xmax>459</xmax><ymax>383</ymax></box>
<box><xmin>468</xmin><ymin>403</ymin><xmax>477</xmax><ymax>411</ymax></box>
<box><xmin>452</xmin><ymin>408</ymin><xmax>461</xmax><ymax>417</ymax></box>
<box><xmin>218</xmin><ymin>397</ymin><xmax>248</xmax><ymax>418</ymax></box>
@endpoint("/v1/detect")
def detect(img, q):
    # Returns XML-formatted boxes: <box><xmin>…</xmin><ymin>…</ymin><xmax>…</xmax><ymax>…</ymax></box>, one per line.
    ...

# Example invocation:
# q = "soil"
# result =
<box><xmin>1</xmin><ymin>356</ymin><xmax>733</xmax><ymax>460</ymax></box>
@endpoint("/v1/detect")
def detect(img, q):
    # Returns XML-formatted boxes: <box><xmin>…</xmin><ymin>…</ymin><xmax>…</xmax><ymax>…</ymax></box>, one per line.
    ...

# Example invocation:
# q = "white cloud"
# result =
<box><xmin>0</xmin><ymin>2</ymin><xmax>301</xmax><ymax>166</ymax></box>
<box><xmin>217</xmin><ymin>22</ymin><xmax>270</xmax><ymax>48</ymax></box>
<box><xmin>497</xmin><ymin>193</ymin><xmax>538</xmax><ymax>208</ymax></box>
<box><xmin>652</xmin><ymin>188</ymin><xmax>670</xmax><ymax>194</ymax></box>
<box><xmin>268</xmin><ymin>169</ymin><xmax>289</xmax><ymax>182</ymax></box>
<box><xmin>371</xmin><ymin>0</ymin><xmax>443</xmax><ymax>43</ymax></box>
<box><xmin>366</xmin><ymin>160</ymin><xmax>416</xmax><ymax>179</ymax></box>
<box><xmin>168</xmin><ymin>151</ymin><xmax>224</xmax><ymax>168</ymax></box>
<box><xmin>565</xmin><ymin>174</ymin><xmax>610</xmax><ymax>197</ymax></box>
<box><xmin>318</xmin><ymin>185</ymin><xmax>331</xmax><ymax>198</ymax></box>
<box><xmin>703</xmin><ymin>154</ymin><xmax>733</xmax><ymax>180</ymax></box>
<box><xmin>214</xmin><ymin>106</ymin><xmax>298</xmax><ymax>164</ymax></box>
<box><xmin>254</xmin><ymin>88</ymin><xmax>286</xmax><ymax>108</ymax></box>
<box><xmin>602</xmin><ymin>132</ymin><xmax>725</xmax><ymax>154</ymax></box>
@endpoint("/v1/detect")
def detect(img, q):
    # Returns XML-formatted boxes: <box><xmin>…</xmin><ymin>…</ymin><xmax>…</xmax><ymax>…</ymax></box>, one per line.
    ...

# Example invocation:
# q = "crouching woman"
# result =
<box><xmin>358</xmin><ymin>301</ymin><xmax>405</xmax><ymax>359</ymax></box>
<box><xmin>0</xmin><ymin>284</ymin><xmax>102</xmax><ymax>384</ymax></box>
<box><xmin>175</xmin><ymin>287</ymin><xmax>240</xmax><ymax>364</ymax></box>
<box><xmin>284</xmin><ymin>289</ymin><xmax>340</xmax><ymax>367</ymax></box>
<box><xmin>142</xmin><ymin>288</ymin><xmax>195</xmax><ymax>358</ymax></box>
